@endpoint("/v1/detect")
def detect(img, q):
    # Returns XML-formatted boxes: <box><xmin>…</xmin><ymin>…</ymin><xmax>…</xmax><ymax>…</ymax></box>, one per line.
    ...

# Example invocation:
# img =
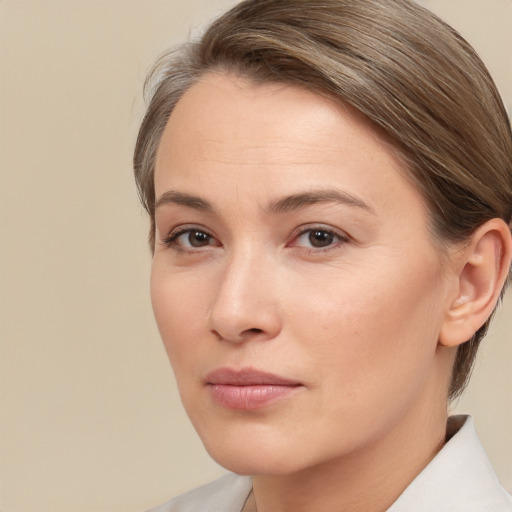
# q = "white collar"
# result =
<box><xmin>388</xmin><ymin>415</ymin><xmax>512</xmax><ymax>511</ymax></box>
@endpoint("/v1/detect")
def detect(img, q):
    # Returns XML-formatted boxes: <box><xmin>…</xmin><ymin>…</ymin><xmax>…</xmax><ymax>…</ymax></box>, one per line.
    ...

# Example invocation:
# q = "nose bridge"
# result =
<box><xmin>208</xmin><ymin>241</ymin><xmax>280</xmax><ymax>342</ymax></box>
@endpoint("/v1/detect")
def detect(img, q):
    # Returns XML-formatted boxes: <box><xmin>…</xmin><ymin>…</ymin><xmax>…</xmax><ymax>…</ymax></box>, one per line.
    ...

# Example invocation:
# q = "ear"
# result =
<box><xmin>439</xmin><ymin>218</ymin><xmax>512</xmax><ymax>347</ymax></box>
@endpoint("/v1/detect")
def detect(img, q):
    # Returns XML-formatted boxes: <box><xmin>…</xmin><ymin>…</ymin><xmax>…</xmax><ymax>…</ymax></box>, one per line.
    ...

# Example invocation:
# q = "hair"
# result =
<box><xmin>134</xmin><ymin>0</ymin><xmax>512</xmax><ymax>399</ymax></box>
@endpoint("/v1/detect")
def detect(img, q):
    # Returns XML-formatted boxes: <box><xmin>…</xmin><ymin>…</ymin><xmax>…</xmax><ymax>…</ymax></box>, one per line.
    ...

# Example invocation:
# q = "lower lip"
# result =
<box><xmin>208</xmin><ymin>384</ymin><xmax>301</xmax><ymax>410</ymax></box>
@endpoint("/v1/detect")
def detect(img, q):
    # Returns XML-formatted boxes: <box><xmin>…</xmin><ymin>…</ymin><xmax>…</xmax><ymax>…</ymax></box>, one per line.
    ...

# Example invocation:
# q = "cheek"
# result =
<box><xmin>286</xmin><ymin>257</ymin><xmax>446</xmax><ymax>397</ymax></box>
<box><xmin>150</xmin><ymin>266</ymin><xmax>209</xmax><ymax>372</ymax></box>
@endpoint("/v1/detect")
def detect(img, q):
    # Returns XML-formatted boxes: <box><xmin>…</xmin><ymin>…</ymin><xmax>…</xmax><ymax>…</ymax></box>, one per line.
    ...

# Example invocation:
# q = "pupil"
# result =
<box><xmin>189</xmin><ymin>231</ymin><xmax>209</xmax><ymax>247</ymax></box>
<box><xmin>309</xmin><ymin>230</ymin><xmax>333</xmax><ymax>247</ymax></box>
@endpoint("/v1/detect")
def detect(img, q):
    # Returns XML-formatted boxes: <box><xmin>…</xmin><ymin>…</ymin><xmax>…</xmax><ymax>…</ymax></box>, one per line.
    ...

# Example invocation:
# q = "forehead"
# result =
<box><xmin>154</xmin><ymin>72</ymin><xmax>427</xmax><ymax>223</ymax></box>
<box><xmin>158</xmin><ymin>72</ymin><xmax>393</xmax><ymax>162</ymax></box>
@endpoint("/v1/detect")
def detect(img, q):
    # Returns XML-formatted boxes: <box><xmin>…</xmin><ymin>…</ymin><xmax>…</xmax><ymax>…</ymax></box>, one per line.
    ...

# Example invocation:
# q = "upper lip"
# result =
<box><xmin>205</xmin><ymin>367</ymin><xmax>301</xmax><ymax>386</ymax></box>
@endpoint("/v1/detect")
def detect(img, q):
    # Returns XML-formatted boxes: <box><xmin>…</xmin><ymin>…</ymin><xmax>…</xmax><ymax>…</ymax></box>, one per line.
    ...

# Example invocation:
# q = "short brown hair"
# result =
<box><xmin>134</xmin><ymin>0</ymin><xmax>512</xmax><ymax>399</ymax></box>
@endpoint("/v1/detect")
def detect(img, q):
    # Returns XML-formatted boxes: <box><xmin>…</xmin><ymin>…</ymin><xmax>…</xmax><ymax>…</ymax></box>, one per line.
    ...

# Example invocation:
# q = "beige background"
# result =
<box><xmin>0</xmin><ymin>1</ymin><xmax>510</xmax><ymax>511</ymax></box>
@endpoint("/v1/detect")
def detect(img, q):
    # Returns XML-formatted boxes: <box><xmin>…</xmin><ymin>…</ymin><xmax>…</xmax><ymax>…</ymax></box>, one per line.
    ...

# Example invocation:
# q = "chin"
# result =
<box><xmin>206</xmin><ymin>443</ymin><xmax>304</xmax><ymax>476</ymax></box>
<box><xmin>197</xmin><ymin>423</ymin><xmax>327</xmax><ymax>477</ymax></box>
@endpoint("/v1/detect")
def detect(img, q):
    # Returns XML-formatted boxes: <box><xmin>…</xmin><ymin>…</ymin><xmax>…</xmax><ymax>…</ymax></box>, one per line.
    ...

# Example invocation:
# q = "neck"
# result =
<box><xmin>252</xmin><ymin>381</ymin><xmax>449</xmax><ymax>512</ymax></box>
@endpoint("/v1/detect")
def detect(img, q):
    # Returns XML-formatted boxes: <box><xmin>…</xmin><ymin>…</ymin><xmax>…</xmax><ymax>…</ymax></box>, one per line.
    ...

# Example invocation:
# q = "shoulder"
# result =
<box><xmin>146</xmin><ymin>473</ymin><xmax>252</xmax><ymax>512</ymax></box>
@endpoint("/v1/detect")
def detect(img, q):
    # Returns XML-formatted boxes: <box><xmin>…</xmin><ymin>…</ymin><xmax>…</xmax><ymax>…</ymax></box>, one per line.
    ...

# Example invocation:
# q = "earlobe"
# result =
<box><xmin>439</xmin><ymin>219</ymin><xmax>512</xmax><ymax>348</ymax></box>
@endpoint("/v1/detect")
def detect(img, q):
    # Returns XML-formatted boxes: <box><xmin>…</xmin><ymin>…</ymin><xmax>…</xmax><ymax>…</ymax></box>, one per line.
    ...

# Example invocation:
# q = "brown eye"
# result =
<box><xmin>188</xmin><ymin>230</ymin><xmax>211</xmax><ymax>247</ymax></box>
<box><xmin>292</xmin><ymin>226</ymin><xmax>348</xmax><ymax>251</ymax></box>
<box><xmin>163</xmin><ymin>227</ymin><xmax>218</xmax><ymax>250</ymax></box>
<box><xmin>308</xmin><ymin>230</ymin><xmax>335</xmax><ymax>248</ymax></box>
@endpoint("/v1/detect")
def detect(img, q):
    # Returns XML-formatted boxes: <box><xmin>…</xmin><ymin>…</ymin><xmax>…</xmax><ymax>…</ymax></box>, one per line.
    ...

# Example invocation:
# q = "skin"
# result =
<box><xmin>150</xmin><ymin>72</ymin><xmax>490</xmax><ymax>511</ymax></box>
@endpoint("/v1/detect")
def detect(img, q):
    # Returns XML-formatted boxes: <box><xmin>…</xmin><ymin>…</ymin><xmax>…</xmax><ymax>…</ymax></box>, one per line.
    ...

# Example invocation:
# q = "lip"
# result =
<box><xmin>205</xmin><ymin>367</ymin><xmax>303</xmax><ymax>410</ymax></box>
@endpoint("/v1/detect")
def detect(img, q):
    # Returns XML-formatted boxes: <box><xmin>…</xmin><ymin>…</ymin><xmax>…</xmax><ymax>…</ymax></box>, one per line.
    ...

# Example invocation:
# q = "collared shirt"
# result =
<box><xmin>147</xmin><ymin>416</ymin><xmax>512</xmax><ymax>512</ymax></box>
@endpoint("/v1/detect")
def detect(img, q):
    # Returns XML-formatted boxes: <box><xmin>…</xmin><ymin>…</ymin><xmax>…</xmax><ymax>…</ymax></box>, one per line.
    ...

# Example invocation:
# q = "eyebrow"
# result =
<box><xmin>154</xmin><ymin>188</ymin><xmax>375</xmax><ymax>216</ymax></box>
<box><xmin>267</xmin><ymin>188</ymin><xmax>375</xmax><ymax>215</ymax></box>
<box><xmin>155</xmin><ymin>191</ymin><xmax>214</xmax><ymax>212</ymax></box>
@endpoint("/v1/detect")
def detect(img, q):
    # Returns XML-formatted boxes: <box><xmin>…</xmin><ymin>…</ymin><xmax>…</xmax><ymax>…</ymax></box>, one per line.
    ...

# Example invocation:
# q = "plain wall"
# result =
<box><xmin>0</xmin><ymin>1</ymin><xmax>510</xmax><ymax>511</ymax></box>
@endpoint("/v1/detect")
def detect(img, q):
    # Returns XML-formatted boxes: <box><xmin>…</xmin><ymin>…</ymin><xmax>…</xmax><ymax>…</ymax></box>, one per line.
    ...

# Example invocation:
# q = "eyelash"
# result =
<box><xmin>161</xmin><ymin>226</ymin><xmax>218</xmax><ymax>253</ymax></box>
<box><xmin>289</xmin><ymin>225</ymin><xmax>349</xmax><ymax>253</ymax></box>
<box><xmin>160</xmin><ymin>225</ymin><xmax>349</xmax><ymax>254</ymax></box>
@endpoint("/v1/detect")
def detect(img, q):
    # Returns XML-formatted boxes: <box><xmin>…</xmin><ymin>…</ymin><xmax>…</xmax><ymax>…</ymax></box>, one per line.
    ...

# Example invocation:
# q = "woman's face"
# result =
<box><xmin>151</xmin><ymin>73</ymin><xmax>457</xmax><ymax>475</ymax></box>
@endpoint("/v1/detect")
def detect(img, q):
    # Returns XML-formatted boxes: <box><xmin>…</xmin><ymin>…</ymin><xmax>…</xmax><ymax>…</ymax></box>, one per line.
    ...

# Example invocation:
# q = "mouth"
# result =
<box><xmin>205</xmin><ymin>367</ymin><xmax>303</xmax><ymax>410</ymax></box>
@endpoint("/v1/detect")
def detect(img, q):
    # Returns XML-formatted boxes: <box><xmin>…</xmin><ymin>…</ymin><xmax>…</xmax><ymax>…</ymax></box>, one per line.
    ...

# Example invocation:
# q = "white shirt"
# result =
<box><xmin>147</xmin><ymin>416</ymin><xmax>512</xmax><ymax>512</ymax></box>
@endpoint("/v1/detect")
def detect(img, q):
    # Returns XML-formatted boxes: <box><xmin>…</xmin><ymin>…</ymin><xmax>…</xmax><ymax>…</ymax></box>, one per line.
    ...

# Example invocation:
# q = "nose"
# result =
<box><xmin>208</xmin><ymin>251</ymin><xmax>282</xmax><ymax>343</ymax></box>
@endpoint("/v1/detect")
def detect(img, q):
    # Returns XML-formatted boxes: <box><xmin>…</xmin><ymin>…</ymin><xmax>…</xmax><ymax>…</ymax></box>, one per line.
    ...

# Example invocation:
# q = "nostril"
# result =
<box><xmin>211</xmin><ymin>329</ymin><xmax>223</xmax><ymax>341</ymax></box>
<box><xmin>211</xmin><ymin>327</ymin><xmax>264</xmax><ymax>341</ymax></box>
<box><xmin>245</xmin><ymin>328</ymin><xmax>263</xmax><ymax>335</ymax></box>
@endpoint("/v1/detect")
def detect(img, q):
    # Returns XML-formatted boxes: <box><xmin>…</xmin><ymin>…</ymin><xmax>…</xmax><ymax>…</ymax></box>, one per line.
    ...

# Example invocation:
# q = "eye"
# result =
<box><xmin>162</xmin><ymin>227</ymin><xmax>219</xmax><ymax>250</ymax></box>
<box><xmin>291</xmin><ymin>226</ymin><xmax>348</xmax><ymax>250</ymax></box>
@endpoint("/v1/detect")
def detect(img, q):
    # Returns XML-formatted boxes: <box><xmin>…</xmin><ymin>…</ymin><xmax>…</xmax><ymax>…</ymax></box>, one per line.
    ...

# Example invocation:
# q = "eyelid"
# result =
<box><xmin>288</xmin><ymin>224</ymin><xmax>350</xmax><ymax>250</ymax></box>
<box><xmin>160</xmin><ymin>224</ymin><xmax>220</xmax><ymax>250</ymax></box>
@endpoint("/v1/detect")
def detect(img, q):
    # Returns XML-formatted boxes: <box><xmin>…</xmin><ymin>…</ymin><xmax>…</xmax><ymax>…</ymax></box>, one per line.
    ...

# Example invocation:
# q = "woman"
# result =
<box><xmin>134</xmin><ymin>0</ymin><xmax>512</xmax><ymax>510</ymax></box>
